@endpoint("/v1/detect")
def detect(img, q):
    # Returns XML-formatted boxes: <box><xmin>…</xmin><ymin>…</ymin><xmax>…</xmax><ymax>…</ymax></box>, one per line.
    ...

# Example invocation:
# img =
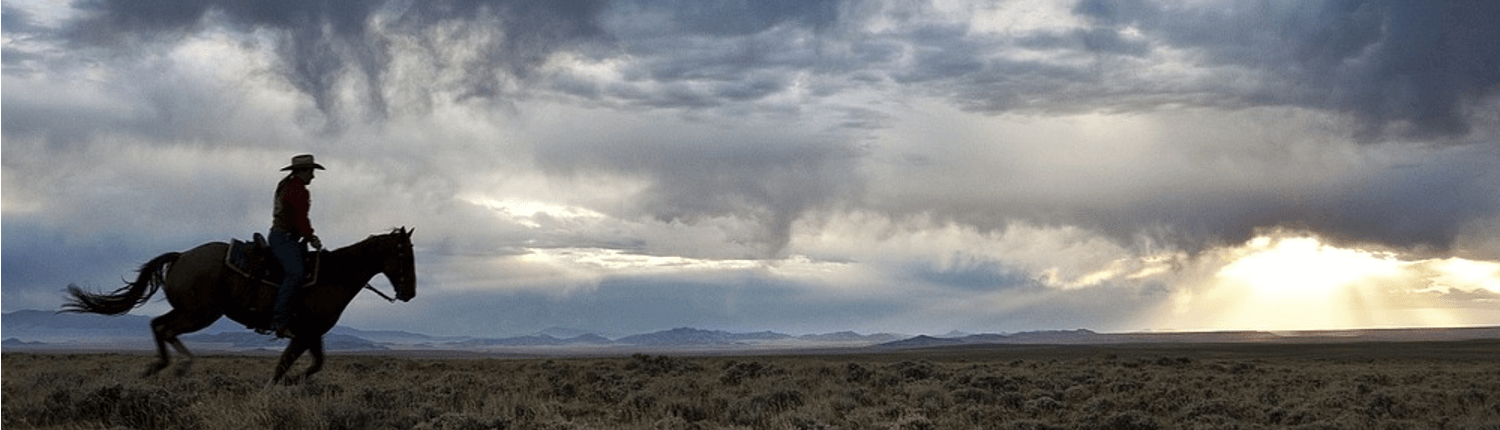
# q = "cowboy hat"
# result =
<box><xmin>280</xmin><ymin>154</ymin><xmax>326</xmax><ymax>171</ymax></box>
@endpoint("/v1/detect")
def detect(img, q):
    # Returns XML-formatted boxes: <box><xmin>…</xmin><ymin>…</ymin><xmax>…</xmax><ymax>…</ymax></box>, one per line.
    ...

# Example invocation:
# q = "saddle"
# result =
<box><xmin>226</xmin><ymin>234</ymin><xmax>322</xmax><ymax>332</ymax></box>
<box><xmin>226</xmin><ymin>233</ymin><xmax>321</xmax><ymax>289</ymax></box>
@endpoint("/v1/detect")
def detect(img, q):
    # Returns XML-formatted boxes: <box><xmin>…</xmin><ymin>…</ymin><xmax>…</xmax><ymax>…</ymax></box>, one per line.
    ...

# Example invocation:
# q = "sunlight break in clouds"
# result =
<box><xmin>465</xmin><ymin>195</ymin><xmax>609</xmax><ymax>229</ymax></box>
<box><xmin>1155</xmin><ymin>234</ymin><xmax>1500</xmax><ymax>332</ymax></box>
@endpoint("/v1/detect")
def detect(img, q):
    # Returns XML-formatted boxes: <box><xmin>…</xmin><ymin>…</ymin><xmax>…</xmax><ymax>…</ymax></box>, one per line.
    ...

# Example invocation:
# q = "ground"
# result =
<box><xmin>4</xmin><ymin>340</ymin><xmax>1499</xmax><ymax>429</ymax></box>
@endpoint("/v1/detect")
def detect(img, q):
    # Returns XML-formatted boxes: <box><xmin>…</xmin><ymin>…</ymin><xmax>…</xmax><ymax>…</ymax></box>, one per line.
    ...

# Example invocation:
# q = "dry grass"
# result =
<box><xmin>4</xmin><ymin>341</ymin><xmax>1499</xmax><ymax>429</ymax></box>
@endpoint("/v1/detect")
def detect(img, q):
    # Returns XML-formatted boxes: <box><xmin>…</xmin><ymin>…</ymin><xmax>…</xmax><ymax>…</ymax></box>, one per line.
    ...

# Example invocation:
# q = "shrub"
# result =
<box><xmin>63</xmin><ymin>383</ymin><xmax>200</xmax><ymax>429</ymax></box>
<box><xmin>412</xmin><ymin>413</ymin><xmax>508</xmax><ymax>430</ymax></box>
<box><xmin>1005</xmin><ymin>419</ymin><xmax>1067</xmax><ymax>430</ymax></box>
<box><xmin>892</xmin><ymin>413</ymin><xmax>935</xmax><ymax>430</ymax></box>
<box><xmin>627</xmin><ymin>353</ymin><xmax>699</xmax><ymax>376</ymax></box>
<box><xmin>890</xmin><ymin>360</ymin><xmax>940</xmax><ymax>381</ymax></box>
<box><xmin>951</xmin><ymin>387</ymin><xmax>993</xmax><ymax>405</ymax></box>
<box><xmin>1101</xmin><ymin>409</ymin><xmax>1161</xmax><ymax>430</ymax></box>
<box><xmin>5</xmin><ymin>344</ymin><xmax>1498</xmax><ymax>430</ymax></box>
<box><xmin>845</xmin><ymin>362</ymin><xmax>874</xmax><ymax>383</ymax></box>
<box><xmin>720</xmin><ymin>360</ymin><xmax>774</xmax><ymax>385</ymax></box>
<box><xmin>1024</xmin><ymin>396</ymin><xmax>1063</xmax><ymax>413</ymax></box>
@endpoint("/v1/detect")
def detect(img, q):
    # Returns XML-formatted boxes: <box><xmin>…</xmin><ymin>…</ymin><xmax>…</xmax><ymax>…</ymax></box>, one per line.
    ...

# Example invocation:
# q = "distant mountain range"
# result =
<box><xmin>5</xmin><ymin>309</ymin><xmax>1498</xmax><ymax>354</ymax></box>
<box><xmin>177</xmin><ymin>331</ymin><xmax>387</xmax><ymax>351</ymax></box>
<box><xmin>0</xmin><ymin>310</ymin><xmax>902</xmax><ymax>352</ymax></box>
<box><xmin>876</xmin><ymin>327</ymin><xmax>1500</xmax><ymax>348</ymax></box>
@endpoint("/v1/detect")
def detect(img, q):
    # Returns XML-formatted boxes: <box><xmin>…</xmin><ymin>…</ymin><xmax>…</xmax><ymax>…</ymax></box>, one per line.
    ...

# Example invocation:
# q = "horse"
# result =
<box><xmin>61</xmin><ymin>227</ymin><xmax>416</xmax><ymax>384</ymax></box>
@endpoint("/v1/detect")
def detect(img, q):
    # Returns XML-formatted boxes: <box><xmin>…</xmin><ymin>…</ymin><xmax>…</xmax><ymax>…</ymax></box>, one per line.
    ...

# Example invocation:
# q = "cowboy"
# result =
<box><xmin>268</xmin><ymin>154</ymin><xmax>324</xmax><ymax>338</ymax></box>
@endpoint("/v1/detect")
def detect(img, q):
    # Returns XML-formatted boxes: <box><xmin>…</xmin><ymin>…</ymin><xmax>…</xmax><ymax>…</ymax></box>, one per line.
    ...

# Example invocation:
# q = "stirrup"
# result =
<box><xmin>257</xmin><ymin>327</ymin><xmax>295</xmax><ymax>339</ymax></box>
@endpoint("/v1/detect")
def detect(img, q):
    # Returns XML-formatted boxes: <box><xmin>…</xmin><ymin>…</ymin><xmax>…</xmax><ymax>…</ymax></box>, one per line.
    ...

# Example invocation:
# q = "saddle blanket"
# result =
<box><xmin>225</xmin><ymin>236</ymin><xmax>320</xmax><ymax>288</ymax></box>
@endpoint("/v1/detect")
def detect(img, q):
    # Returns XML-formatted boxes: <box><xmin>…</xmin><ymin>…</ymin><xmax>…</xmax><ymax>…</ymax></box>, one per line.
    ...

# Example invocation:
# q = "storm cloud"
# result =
<box><xmin>22</xmin><ymin>0</ymin><xmax>1499</xmax><ymax>254</ymax></box>
<box><xmin>1074</xmin><ymin>0</ymin><xmax>1500</xmax><ymax>140</ymax></box>
<box><xmin>56</xmin><ymin>0</ymin><xmax>609</xmax><ymax>122</ymax></box>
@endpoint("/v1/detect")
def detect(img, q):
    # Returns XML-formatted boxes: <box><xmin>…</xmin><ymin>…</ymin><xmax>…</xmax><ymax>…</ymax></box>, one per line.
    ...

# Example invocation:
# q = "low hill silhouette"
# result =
<box><xmin>7</xmin><ymin>310</ymin><xmax>1499</xmax><ymax>355</ymax></box>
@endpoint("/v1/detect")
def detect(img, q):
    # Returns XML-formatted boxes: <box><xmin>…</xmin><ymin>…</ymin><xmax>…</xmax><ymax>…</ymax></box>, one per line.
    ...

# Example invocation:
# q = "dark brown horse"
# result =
<box><xmin>62</xmin><ymin>228</ymin><xmax>416</xmax><ymax>383</ymax></box>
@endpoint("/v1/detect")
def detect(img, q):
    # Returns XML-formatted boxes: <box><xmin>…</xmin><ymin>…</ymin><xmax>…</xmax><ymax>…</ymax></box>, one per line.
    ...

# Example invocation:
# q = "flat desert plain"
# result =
<box><xmin>4</xmin><ymin>340</ymin><xmax>1499</xmax><ymax>429</ymax></box>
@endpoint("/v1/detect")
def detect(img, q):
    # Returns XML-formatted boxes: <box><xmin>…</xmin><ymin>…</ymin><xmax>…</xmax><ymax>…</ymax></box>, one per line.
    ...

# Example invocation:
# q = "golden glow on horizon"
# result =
<box><xmin>1218</xmin><ymin>236</ymin><xmax>1401</xmax><ymax>305</ymax></box>
<box><xmin>1427</xmin><ymin>258</ymin><xmax>1500</xmax><ymax>293</ymax></box>
<box><xmin>1161</xmin><ymin>234</ymin><xmax>1499</xmax><ymax>331</ymax></box>
<box><xmin>1211</xmin><ymin>237</ymin><xmax>1399</xmax><ymax>330</ymax></box>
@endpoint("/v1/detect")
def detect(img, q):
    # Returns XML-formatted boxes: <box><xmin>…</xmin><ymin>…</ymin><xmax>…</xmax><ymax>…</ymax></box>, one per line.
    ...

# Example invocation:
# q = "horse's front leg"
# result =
<box><xmin>167</xmin><ymin>337</ymin><xmax>197</xmax><ymax>377</ymax></box>
<box><xmin>269</xmin><ymin>338</ymin><xmax>310</xmax><ymax>385</ymax></box>
<box><xmin>303</xmin><ymin>336</ymin><xmax>326</xmax><ymax>380</ymax></box>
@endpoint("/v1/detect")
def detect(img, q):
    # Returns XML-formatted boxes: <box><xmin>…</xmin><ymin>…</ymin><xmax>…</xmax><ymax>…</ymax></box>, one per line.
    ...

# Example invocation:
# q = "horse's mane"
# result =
<box><xmin>329</xmin><ymin>228</ymin><xmax>410</xmax><ymax>254</ymax></box>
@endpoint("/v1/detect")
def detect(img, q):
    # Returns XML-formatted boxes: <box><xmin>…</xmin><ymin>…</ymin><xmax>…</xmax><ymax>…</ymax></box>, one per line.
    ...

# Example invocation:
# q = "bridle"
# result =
<box><xmin>367</xmin><ymin>228</ymin><xmax>415</xmax><ymax>303</ymax></box>
<box><xmin>364</xmin><ymin>284</ymin><xmax>398</xmax><ymax>303</ymax></box>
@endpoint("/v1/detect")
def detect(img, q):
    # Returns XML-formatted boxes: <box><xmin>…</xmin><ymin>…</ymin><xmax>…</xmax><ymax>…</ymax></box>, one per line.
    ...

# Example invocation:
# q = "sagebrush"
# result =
<box><xmin>4</xmin><ymin>342</ymin><xmax>1499</xmax><ymax>429</ymax></box>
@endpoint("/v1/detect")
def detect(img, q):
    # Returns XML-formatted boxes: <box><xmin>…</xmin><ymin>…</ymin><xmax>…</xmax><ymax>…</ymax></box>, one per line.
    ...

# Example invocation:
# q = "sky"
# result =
<box><xmin>3</xmin><ymin>0</ymin><xmax>1498</xmax><ymax>338</ymax></box>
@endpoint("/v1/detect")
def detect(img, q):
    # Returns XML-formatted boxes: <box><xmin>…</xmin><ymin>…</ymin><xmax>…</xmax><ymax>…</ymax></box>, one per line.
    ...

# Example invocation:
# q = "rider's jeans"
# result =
<box><xmin>269</xmin><ymin>229</ymin><xmax>305</xmax><ymax>328</ymax></box>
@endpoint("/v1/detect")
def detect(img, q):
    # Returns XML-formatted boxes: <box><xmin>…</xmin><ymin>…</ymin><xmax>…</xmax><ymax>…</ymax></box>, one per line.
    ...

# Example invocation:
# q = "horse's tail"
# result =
<box><xmin>61</xmin><ymin>252</ymin><xmax>182</xmax><ymax>315</ymax></box>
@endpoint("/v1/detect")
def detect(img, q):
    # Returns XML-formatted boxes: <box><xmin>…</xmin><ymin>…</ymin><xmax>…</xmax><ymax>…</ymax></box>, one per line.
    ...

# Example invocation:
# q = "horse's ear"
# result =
<box><xmin>405</xmin><ymin>227</ymin><xmax>414</xmax><ymax>237</ymax></box>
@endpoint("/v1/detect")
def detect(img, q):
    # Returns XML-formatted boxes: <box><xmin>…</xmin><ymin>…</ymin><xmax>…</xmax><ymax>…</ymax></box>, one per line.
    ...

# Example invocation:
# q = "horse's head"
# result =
<box><xmin>378</xmin><ymin>227</ymin><xmax>417</xmax><ymax>302</ymax></box>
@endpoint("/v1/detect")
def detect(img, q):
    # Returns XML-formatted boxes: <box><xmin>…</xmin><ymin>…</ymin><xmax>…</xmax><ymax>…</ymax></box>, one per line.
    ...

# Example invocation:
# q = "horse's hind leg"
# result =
<box><xmin>145</xmin><ymin>312</ymin><xmax>178</xmax><ymax>376</ymax></box>
<box><xmin>270</xmin><ymin>338</ymin><xmax>310</xmax><ymax>385</ymax></box>
<box><xmin>145</xmin><ymin>309</ymin><xmax>218</xmax><ymax>377</ymax></box>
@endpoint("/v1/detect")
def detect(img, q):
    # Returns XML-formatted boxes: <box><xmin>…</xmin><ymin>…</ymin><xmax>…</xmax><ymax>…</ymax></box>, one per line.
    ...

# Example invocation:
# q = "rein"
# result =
<box><xmin>364</xmin><ymin>284</ymin><xmax>397</xmax><ymax>303</ymax></box>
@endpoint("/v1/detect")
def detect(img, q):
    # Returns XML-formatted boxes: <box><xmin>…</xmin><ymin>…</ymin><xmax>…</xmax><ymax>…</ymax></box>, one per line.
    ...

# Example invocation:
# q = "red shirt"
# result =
<box><xmin>272</xmin><ymin>175</ymin><xmax>315</xmax><ymax>238</ymax></box>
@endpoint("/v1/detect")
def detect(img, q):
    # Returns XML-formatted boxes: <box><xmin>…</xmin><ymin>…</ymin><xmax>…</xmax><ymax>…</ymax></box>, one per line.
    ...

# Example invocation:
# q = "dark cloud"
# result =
<box><xmin>1066</xmin><ymin>144</ymin><xmax>1500</xmax><ymax>254</ymax></box>
<box><xmin>42</xmin><ymin>0</ymin><xmax>1499</xmax><ymax>139</ymax></box>
<box><xmin>1301</xmin><ymin>144</ymin><xmax>1500</xmax><ymax>252</ymax></box>
<box><xmin>836</xmin><ymin>0</ymin><xmax>1500</xmax><ymax>255</ymax></box>
<box><xmin>803</xmin><ymin>0</ymin><xmax>1487</xmax><ymax>142</ymax></box>
<box><xmin>852</xmin><ymin>14</ymin><xmax>1167</xmax><ymax>115</ymax></box>
<box><xmin>905</xmin><ymin>254</ymin><xmax>1038</xmax><ymax>292</ymax></box>
<box><xmin>2</xmin><ymin>5</ymin><xmax>42</xmax><ymax>35</ymax></box>
<box><xmin>1105</xmin><ymin>134</ymin><xmax>1500</xmax><ymax>254</ymax></box>
<box><xmin>2</xmin><ymin>5</ymin><xmax>54</xmax><ymax>76</ymax></box>
<box><xmin>889</xmin><ymin>23</ymin><xmax>988</xmax><ymax>84</ymax></box>
<box><xmin>0</xmin><ymin>45</ymin><xmax>42</xmax><ymax>75</ymax></box>
<box><xmin>0</xmin><ymin>219</ymin><xmax>173</xmax><ymax>311</ymax></box>
<box><xmin>1074</xmin><ymin>0</ymin><xmax>1500</xmax><ymax>141</ymax></box>
<box><xmin>862</xmin><ymin>102</ymin><xmax>1500</xmax><ymax>257</ymax></box>
<box><xmin>613</xmin><ymin>0</ymin><xmax>840</xmax><ymax>37</ymax></box>
<box><xmin>565</xmin><ymin>1</ymin><xmax>854</xmax><ymax>113</ymax></box>
<box><xmin>534</xmin><ymin>121</ymin><xmax>865</xmax><ymax>257</ymax></box>
<box><xmin>45</xmin><ymin>0</ymin><xmax>847</xmax><ymax>121</ymax></box>
<box><xmin>1017</xmin><ymin>28</ymin><xmax>1151</xmax><ymax>57</ymax></box>
<box><xmin>59</xmin><ymin>0</ymin><xmax>609</xmax><ymax>121</ymax></box>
